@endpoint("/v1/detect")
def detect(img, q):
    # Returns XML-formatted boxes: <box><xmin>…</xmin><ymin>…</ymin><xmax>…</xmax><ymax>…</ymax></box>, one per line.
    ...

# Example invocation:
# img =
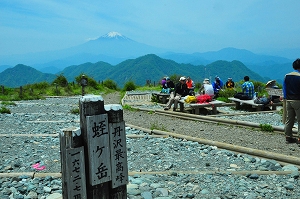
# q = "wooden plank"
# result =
<box><xmin>66</xmin><ymin>147</ymin><xmax>87</xmax><ymax>199</ymax></box>
<box><xmin>86</xmin><ymin>114</ymin><xmax>111</xmax><ymax>186</ymax></box>
<box><xmin>60</xmin><ymin>127</ymin><xmax>84</xmax><ymax>199</ymax></box>
<box><xmin>105</xmin><ymin>104</ymin><xmax>128</xmax><ymax>198</ymax></box>
<box><xmin>266</xmin><ymin>88</ymin><xmax>283</xmax><ymax>97</ymax></box>
<box><xmin>109</xmin><ymin>121</ymin><xmax>128</xmax><ymax>188</ymax></box>
<box><xmin>228</xmin><ymin>97</ymin><xmax>282</xmax><ymax>110</ymax></box>
<box><xmin>79</xmin><ymin>95</ymin><xmax>109</xmax><ymax>199</ymax></box>
<box><xmin>153</xmin><ymin>93</ymin><xmax>170</xmax><ymax>104</ymax></box>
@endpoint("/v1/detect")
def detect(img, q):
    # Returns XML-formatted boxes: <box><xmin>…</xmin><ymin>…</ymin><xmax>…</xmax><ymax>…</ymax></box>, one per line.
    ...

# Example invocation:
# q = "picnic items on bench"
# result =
<box><xmin>179</xmin><ymin>94</ymin><xmax>225</xmax><ymax>114</ymax></box>
<box><xmin>228</xmin><ymin>97</ymin><xmax>282</xmax><ymax>111</ymax></box>
<box><xmin>183</xmin><ymin>94</ymin><xmax>212</xmax><ymax>104</ymax></box>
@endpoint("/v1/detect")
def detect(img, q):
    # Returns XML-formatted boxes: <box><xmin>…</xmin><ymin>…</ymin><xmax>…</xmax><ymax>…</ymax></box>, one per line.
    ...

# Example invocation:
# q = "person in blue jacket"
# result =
<box><xmin>212</xmin><ymin>76</ymin><xmax>223</xmax><ymax>98</ymax></box>
<box><xmin>283</xmin><ymin>58</ymin><xmax>300</xmax><ymax>144</ymax></box>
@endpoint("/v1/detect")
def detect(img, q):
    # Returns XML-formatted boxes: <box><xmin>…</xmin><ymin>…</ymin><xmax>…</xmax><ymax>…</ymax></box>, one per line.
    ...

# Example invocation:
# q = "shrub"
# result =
<box><xmin>52</xmin><ymin>74</ymin><xmax>68</xmax><ymax>87</ymax></box>
<box><xmin>103</xmin><ymin>79</ymin><xmax>118</xmax><ymax>90</ymax></box>
<box><xmin>123</xmin><ymin>81</ymin><xmax>136</xmax><ymax>91</ymax></box>
<box><xmin>0</xmin><ymin>106</ymin><xmax>11</xmax><ymax>114</ymax></box>
<box><xmin>218</xmin><ymin>88</ymin><xmax>236</xmax><ymax>99</ymax></box>
<box><xmin>170</xmin><ymin>74</ymin><xmax>182</xmax><ymax>82</ymax></box>
<box><xmin>27</xmin><ymin>82</ymin><xmax>50</xmax><ymax>90</ymax></box>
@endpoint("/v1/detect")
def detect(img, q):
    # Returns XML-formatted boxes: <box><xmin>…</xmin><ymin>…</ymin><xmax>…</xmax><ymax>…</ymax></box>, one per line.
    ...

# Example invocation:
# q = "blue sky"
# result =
<box><xmin>1</xmin><ymin>0</ymin><xmax>300</xmax><ymax>56</ymax></box>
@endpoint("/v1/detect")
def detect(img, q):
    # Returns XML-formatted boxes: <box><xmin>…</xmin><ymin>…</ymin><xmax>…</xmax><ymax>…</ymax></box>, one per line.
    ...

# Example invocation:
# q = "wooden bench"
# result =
<box><xmin>152</xmin><ymin>93</ymin><xmax>170</xmax><ymax>104</ymax></box>
<box><xmin>178</xmin><ymin>99</ymin><xmax>226</xmax><ymax>114</ymax></box>
<box><xmin>228</xmin><ymin>97</ymin><xmax>282</xmax><ymax>111</ymax></box>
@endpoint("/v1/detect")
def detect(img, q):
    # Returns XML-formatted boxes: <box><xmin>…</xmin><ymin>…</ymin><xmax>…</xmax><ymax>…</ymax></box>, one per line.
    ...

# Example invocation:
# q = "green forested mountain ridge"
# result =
<box><xmin>0</xmin><ymin>64</ymin><xmax>56</xmax><ymax>87</ymax></box>
<box><xmin>62</xmin><ymin>54</ymin><xmax>266</xmax><ymax>87</ymax></box>
<box><xmin>0</xmin><ymin>54</ymin><xmax>267</xmax><ymax>88</ymax></box>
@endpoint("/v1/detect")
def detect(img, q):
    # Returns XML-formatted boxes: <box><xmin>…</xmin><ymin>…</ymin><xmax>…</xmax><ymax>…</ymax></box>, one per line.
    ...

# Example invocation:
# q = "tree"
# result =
<box><xmin>52</xmin><ymin>74</ymin><xmax>68</xmax><ymax>87</ymax></box>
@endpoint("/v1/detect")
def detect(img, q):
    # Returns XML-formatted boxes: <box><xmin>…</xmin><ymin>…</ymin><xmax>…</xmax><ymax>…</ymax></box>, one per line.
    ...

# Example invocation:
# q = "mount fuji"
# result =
<box><xmin>0</xmin><ymin>31</ymin><xmax>168</xmax><ymax>73</ymax></box>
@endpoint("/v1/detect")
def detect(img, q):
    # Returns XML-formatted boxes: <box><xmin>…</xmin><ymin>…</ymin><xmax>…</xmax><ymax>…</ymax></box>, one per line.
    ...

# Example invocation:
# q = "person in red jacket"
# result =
<box><xmin>186</xmin><ymin>76</ymin><xmax>195</xmax><ymax>95</ymax></box>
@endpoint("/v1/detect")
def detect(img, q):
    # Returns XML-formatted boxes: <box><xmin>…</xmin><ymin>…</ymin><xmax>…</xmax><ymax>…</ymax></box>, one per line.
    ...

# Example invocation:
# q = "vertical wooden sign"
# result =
<box><xmin>86</xmin><ymin>114</ymin><xmax>111</xmax><ymax>186</ymax></box>
<box><xmin>66</xmin><ymin>146</ymin><xmax>87</xmax><ymax>199</ymax></box>
<box><xmin>110</xmin><ymin>121</ymin><xmax>128</xmax><ymax>188</ymax></box>
<box><xmin>105</xmin><ymin>103</ymin><xmax>128</xmax><ymax>189</ymax></box>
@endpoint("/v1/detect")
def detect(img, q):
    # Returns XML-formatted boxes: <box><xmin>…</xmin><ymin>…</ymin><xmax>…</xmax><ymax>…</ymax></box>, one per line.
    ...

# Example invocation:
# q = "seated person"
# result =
<box><xmin>212</xmin><ymin>76</ymin><xmax>223</xmax><ymax>98</ymax></box>
<box><xmin>199</xmin><ymin>78</ymin><xmax>214</xmax><ymax>98</ymax></box>
<box><xmin>225</xmin><ymin>78</ymin><xmax>235</xmax><ymax>89</ymax></box>
<box><xmin>161</xmin><ymin>77</ymin><xmax>166</xmax><ymax>88</ymax></box>
<box><xmin>234</xmin><ymin>76</ymin><xmax>255</xmax><ymax>100</ymax></box>
<box><xmin>186</xmin><ymin>76</ymin><xmax>195</xmax><ymax>96</ymax></box>
<box><xmin>164</xmin><ymin>77</ymin><xmax>188</xmax><ymax>111</ymax></box>
<box><xmin>161</xmin><ymin>77</ymin><xmax>174</xmax><ymax>93</ymax></box>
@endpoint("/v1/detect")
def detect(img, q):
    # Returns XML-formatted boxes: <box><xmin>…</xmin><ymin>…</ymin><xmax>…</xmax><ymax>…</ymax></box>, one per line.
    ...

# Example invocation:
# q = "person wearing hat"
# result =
<box><xmin>212</xmin><ymin>76</ymin><xmax>223</xmax><ymax>98</ymax></box>
<box><xmin>161</xmin><ymin>77</ymin><xmax>175</xmax><ymax>93</ymax></box>
<box><xmin>225</xmin><ymin>78</ymin><xmax>235</xmax><ymax>89</ymax></box>
<box><xmin>164</xmin><ymin>76</ymin><xmax>189</xmax><ymax>111</ymax></box>
<box><xmin>165</xmin><ymin>77</ymin><xmax>175</xmax><ymax>91</ymax></box>
<box><xmin>199</xmin><ymin>78</ymin><xmax>214</xmax><ymax>98</ymax></box>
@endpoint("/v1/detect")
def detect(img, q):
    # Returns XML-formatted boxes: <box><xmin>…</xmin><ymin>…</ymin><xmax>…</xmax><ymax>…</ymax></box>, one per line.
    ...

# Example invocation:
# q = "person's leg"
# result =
<box><xmin>291</xmin><ymin>100</ymin><xmax>300</xmax><ymax>143</ymax></box>
<box><xmin>282</xmin><ymin>99</ymin><xmax>287</xmax><ymax>123</ymax></box>
<box><xmin>285</xmin><ymin>101</ymin><xmax>296</xmax><ymax>142</ymax></box>
<box><xmin>173</xmin><ymin>94</ymin><xmax>181</xmax><ymax>110</ymax></box>
<box><xmin>165</xmin><ymin>92</ymin><xmax>175</xmax><ymax>110</ymax></box>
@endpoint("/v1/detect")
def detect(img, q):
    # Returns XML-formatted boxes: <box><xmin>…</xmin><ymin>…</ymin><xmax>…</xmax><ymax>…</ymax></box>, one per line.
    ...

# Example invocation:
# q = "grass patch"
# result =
<box><xmin>259</xmin><ymin>123</ymin><xmax>274</xmax><ymax>132</ymax></box>
<box><xmin>1</xmin><ymin>101</ymin><xmax>17</xmax><ymax>106</ymax></box>
<box><xmin>0</xmin><ymin>106</ymin><xmax>11</xmax><ymax>114</ymax></box>
<box><xmin>150</xmin><ymin>121</ymin><xmax>167</xmax><ymax>131</ymax></box>
<box><xmin>123</xmin><ymin>104</ymin><xmax>138</xmax><ymax>111</ymax></box>
<box><xmin>148</xmin><ymin>110</ymin><xmax>154</xmax><ymax>114</ymax></box>
<box><xmin>70</xmin><ymin>108</ymin><xmax>80</xmax><ymax>114</ymax></box>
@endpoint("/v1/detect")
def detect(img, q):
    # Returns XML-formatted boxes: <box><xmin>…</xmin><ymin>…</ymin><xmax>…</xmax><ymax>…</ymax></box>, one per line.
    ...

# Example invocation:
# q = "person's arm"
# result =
<box><xmin>282</xmin><ymin>76</ymin><xmax>286</xmax><ymax>99</ymax></box>
<box><xmin>191</xmin><ymin>81</ymin><xmax>195</xmax><ymax>89</ymax></box>
<box><xmin>199</xmin><ymin>85</ymin><xmax>204</xmax><ymax>94</ymax></box>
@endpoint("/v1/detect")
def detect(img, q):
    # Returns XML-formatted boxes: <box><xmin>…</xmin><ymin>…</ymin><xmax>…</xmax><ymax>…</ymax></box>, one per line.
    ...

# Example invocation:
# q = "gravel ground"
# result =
<box><xmin>0</xmin><ymin>92</ymin><xmax>300</xmax><ymax>199</ymax></box>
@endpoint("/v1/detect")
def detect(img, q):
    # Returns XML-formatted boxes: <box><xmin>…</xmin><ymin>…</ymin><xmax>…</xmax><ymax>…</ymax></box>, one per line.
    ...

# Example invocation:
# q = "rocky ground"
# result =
<box><xmin>0</xmin><ymin>91</ymin><xmax>299</xmax><ymax>199</ymax></box>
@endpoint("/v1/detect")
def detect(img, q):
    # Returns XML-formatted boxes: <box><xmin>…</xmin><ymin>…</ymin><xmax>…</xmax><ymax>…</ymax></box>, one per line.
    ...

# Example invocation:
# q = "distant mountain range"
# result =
<box><xmin>0</xmin><ymin>31</ymin><xmax>297</xmax><ymax>86</ymax></box>
<box><xmin>0</xmin><ymin>54</ymin><xmax>266</xmax><ymax>88</ymax></box>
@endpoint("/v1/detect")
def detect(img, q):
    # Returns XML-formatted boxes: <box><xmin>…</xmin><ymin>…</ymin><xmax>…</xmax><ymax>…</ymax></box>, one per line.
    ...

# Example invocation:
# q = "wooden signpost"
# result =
<box><xmin>60</xmin><ymin>95</ymin><xmax>128</xmax><ymax>199</ymax></box>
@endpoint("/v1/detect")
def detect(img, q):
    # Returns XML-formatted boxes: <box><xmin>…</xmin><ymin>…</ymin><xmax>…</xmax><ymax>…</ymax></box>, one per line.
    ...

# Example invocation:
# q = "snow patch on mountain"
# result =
<box><xmin>99</xmin><ymin>31</ymin><xmax>131</xmax><ymax>40</ymax></box>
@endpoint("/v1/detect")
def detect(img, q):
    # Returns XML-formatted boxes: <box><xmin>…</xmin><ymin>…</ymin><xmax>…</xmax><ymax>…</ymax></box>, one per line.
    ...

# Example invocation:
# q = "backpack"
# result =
<box><xmin>161</xmin><ymin>88</ymin><xmax>170</xmax><ymax>93</ymax></box>
<box><xmin>196</xmin><ymin>94</ymin><xmax>212</xmax><ymax>103</ymax></box>
<box><xmin>254</xmin><ymin>97</ymin><xmax>270</xmax><ymax>105</ymax></box>
<box><xmin>185</xmin><ymin>95</ymin><xmax>197</xmax><ymax>103</ymax></box>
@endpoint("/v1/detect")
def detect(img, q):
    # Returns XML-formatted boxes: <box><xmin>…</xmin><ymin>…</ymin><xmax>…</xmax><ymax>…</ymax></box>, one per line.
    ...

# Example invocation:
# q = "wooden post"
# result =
<box><xmin>80</xmin><ymin>75</ymin><xmax>88</xmax><ymax>96</ymax></box>
<box><xmin>20</xmin><ymin>86</ymin><xmax>23</xmax><ymax>98</ymax></box>
<box><xmin>79</xmin><ymin>95</ymin><xmax>109</xmax><ymax>198</ymax></box>
<box><xmin>60</xmin><ymin>127</ymin><xmax>87</xmax><ymax>199</ymax></box>
<box><xmin>105</xmin><ymin>104</ymin><xmax>128</xmax><ymax>198</ymax></box>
